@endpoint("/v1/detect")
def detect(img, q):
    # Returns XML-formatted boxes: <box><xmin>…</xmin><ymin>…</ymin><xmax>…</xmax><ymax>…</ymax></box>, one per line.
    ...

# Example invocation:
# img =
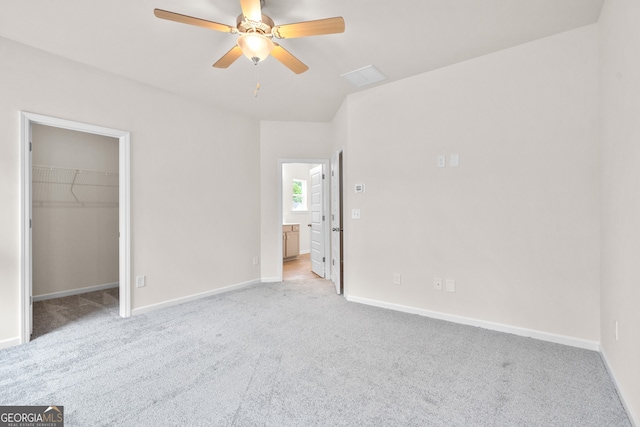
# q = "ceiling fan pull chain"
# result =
<box><xmin>254</xmin><ymin>63</ymin><xmax>261</xmax><ymax>98</ymax></box>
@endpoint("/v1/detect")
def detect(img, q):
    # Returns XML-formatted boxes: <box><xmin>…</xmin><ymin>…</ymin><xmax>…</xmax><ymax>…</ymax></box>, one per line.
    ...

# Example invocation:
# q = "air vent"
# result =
<box><xmin>341</xmin><ymin>65</ymin><xmax>387</xmax><ymax>88</ymax></box>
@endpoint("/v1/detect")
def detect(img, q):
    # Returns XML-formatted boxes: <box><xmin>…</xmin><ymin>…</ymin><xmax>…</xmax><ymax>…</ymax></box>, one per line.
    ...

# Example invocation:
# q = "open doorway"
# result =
<box><xmin>31</xmin><ymin>124</ymin><xmax>120</xmax><ymax>337</ymax></box>
<box><xmin>279</xmin><ymin>160</ymin><xmax>330</xmax><ymax>282</ymax></box>
<box><xmin>20</xmin><ymin>112</ymin><xmax>131</xmax><ymax>344</ymax></box>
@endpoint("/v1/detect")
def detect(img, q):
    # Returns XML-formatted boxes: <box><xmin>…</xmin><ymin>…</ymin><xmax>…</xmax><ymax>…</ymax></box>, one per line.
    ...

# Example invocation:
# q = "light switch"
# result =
<box><xmin>450</xmin><ymin>154</ymin><xmax>460</xmax><ymax>167</ymax></box>
<box><xmin>352</xmin><ymin>209</ymin><xmax>361</xmax><ymax>219</ymax></box>
<box><xmin>437</xmin><ymin>156</ymin><xmax>446</xmax><ymax>168</ymax></box>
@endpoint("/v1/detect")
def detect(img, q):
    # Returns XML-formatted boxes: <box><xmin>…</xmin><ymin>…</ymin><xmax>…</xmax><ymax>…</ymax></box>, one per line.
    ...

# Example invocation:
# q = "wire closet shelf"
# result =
<box><xmin>32</xmin><ymin>164</ymin><xmax>119</xmax><ymax>207</ymax></box>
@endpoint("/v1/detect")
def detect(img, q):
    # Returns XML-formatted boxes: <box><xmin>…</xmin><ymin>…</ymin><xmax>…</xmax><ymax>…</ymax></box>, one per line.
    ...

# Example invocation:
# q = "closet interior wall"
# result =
<box><xmin>31</xmin><ymin>124</ymin><xmax>119</xmax><ymax>299</ymax></box>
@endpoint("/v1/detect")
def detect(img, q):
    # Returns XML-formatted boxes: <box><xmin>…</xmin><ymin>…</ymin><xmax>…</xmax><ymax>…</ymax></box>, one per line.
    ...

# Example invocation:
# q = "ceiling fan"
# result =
<box><xmin>154</xmin><ymin>0</ymin><xmax>345</xmax><ymax>74</ymax></box>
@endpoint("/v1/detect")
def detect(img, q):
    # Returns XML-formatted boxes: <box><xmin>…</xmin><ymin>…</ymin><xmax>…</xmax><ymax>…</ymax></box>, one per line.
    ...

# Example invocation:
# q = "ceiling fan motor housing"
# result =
<box><xmin>237</xmin><ymin>14</ymin><xmax>274</xmax><ymax>36</ymax></box>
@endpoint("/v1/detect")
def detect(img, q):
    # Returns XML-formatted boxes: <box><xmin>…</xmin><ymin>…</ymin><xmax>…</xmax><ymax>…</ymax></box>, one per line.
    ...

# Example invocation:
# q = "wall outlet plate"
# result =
<box><xmin>393</xmin><ymin>273</ymin><xmax>401</xmax><ymax>285</ymax></box>
<box><xmin>434</xmin><ymin>277</ymin><xmax>443</xmax><ymax>291</ymax></box>
<box><xmin>445</xmin><ymin>279</ymin><xmax>455</xmax><ymax>293</ymax></box>
<box><xmin>355</xmin><ymin>183</ymin><xmax>365</xmax><ymax>193</ymax></box>
<box><xmin>136</xmin><ymin>275</ymin><xmax>146</xmax><ymax>288</ymax></box>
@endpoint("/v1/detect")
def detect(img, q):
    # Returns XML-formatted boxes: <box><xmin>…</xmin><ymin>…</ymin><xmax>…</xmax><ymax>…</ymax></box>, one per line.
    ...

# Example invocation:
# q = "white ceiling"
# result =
<box><xmin>0</xmin><ymin>0</ymin><xmax>603</xmax><ymax>122</ymax></box>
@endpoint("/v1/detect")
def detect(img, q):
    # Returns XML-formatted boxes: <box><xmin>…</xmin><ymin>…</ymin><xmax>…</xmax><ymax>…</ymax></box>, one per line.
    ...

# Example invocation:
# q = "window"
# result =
<box><xmin>292</xmin><ymin>179</ymin><xmax>307</xmax><ymax>211</ymax></box>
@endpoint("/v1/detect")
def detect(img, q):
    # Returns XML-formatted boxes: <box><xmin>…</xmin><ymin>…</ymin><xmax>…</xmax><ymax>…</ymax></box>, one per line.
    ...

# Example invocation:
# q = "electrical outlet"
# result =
<box><xmin>136</xmin><ymin>275</ymin><xmax>146</xmax><ymax>288</ymax></box>
<box><xmin>393</xmin><ymin>273</ymin><xmax>401</xmax><ymax>285</ymax></box>
<box><xmin>252</xmin><ymin>256</ymin><xmax>259</xmax><ymax>266</ymax></box>
<box><xmin>434</xmin><ymin>277</ymin><xmax>443</xmax><ymax>291</ymax></box>
<box><xmin>445</xmin><ymin>279</ymin><xmax>455</xmax><ymax>293</ymax></box>
<box><xmin>437</xmin><ymin>155</ymin><xmax>446</xmax><ymax>168</ymax></box>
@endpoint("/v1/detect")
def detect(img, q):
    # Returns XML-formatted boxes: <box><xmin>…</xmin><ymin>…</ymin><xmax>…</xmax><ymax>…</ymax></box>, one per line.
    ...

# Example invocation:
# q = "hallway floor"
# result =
<box><xmin>283</xmin><ymin>253</ymin><xmax>324</xmax><ymax>281</ymax></box>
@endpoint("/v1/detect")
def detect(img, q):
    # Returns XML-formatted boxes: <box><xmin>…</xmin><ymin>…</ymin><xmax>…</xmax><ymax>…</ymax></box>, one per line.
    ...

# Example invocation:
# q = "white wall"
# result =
<box><xmin>260</xmin><ymin>122</ymin><xmax>333</xmax><ymax>281</ymax></box>
<box><xmin>0</xmin><ymin>37</ymin><xmax>260</xmax><ymax>344</ymax></box>
<box><xmin>331</xmin><ymin>100</ymin><xmax>349</xmax><ymax>156</ymax></box>
<box><xmin>32</xmin><ymin>124</ymin><xmax>119</xmax><ymax>297</ymax></box>
<box><xmin>341</xmin><ymin>25</ymin><xmax>600</xmax><ymax>341</ymax></box>
<box><xmin>282</xmin><ymin>163</ymin><xmax>320</xmax><ymax>254</ymax></box>
<box><xmin>599</xmin><ymin>0</ymin><xmax>640</xmax><ymax>421</ymax></box>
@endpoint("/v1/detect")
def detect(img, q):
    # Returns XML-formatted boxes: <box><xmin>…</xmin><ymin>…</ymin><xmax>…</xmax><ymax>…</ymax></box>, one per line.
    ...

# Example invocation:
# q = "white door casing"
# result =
<box><xmin>309</xmin><ymin>165</ymin><xmax>325</xmax><ymax>277</ymax></box>
<box><xmin>330</xmin><ymin>151</ymin><xmax>342</xmax><ymax>294</ymax></box>
<box><xmin>20</xmin><ymin>112</ymin><xmax>131</xmax><ymax>344</ymax></box>
<box><xmin>278</xmin><ymin>159</ymin><xmax>330</xmax><ymax>282</ymax></box>
<box><xmin>22</xmin><ymin>117</ymin><xmax>33</xmax><ymax>338</ymax></box>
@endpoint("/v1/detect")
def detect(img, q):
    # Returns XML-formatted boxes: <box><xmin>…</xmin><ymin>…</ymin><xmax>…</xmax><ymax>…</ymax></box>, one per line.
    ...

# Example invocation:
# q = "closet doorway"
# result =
<box><xmin>20</xmin><ymin>112</ymin><xmax>131</xmax><ymax>344</ymax></box>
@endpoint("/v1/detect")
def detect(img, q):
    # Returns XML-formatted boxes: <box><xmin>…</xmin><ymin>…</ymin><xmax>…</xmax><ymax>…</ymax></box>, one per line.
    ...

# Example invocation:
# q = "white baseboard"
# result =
<box><xmin>600</xmin><ymin>349</ymin><xmax>638</xmax><ymax>427</ymax></box>
<box><xmin>345</xmin><ymin>295</ymin><xmax>600</xmax><ymax>351</ymax></box>
<box><xmin>131</xmin><ymin>279</ymin><xmax>261</xmax><ymax>316</ymax></box>
<box><xmin>261</xmin><ymin>277</ymin><xmax>281</xmax><ymax>283</ymax></box>
<box><xmin>33</xmin><ymin>282</ymin><xmax>119</xmax><ymax>302</ymax></box>
<box><xmin>0</xmin><ymin>336</ymin><xmax>21</xmax><ymax>350</ymax></box>
<box><xmin>299</xmin><ymin>250</ymin><xmax>311</xmax><ymax>255</ymax></box>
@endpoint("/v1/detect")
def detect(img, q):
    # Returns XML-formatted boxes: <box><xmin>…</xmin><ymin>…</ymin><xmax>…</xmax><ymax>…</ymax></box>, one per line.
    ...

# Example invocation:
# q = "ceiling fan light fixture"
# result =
<box><xmin>237</xmin><ymin>32</ymin><xmax>274</xmax><ymax>63</ymax></box>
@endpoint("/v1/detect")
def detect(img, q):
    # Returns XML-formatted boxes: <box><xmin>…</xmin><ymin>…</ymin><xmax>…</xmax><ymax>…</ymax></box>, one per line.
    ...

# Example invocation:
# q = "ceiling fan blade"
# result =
<box><xmin>271</xmin><ymin>44</ymin><xmax>309</xmax><ymax>74</ymax></box>
<box><xmin>240</xmin><ymin>0</ymin><xmax>262</xmax><ymax>22</ymax></box>
<box><xmin>213</xmin><ymin>46</ymin><xmax>244</xmax><ymax>68</ymax></box>
<box><xmin>154</xmin><ymin>9</ymin><xmax>236</xmax><ymax>34</ymax></box>
<box><xmin>272</xmin><ymin>17</ymin><xmax>345</xmax><ymax>39</ymax></box>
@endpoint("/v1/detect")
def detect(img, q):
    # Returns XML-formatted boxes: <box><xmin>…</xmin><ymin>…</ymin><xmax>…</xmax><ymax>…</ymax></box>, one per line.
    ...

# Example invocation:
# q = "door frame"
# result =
<box><xmin>20</xmin><ymin>111</ymin><xmax>131</xmax><ymax>344</ymax></box>
<box><xmin>278</xmin><ymin>159</ymin><xmax>330</xmax><ymax>282</ymax></box>
<box><xmin>331</xmin><ymin>150</ymin><xmax>344</xmax><ymax>295</ymax></box>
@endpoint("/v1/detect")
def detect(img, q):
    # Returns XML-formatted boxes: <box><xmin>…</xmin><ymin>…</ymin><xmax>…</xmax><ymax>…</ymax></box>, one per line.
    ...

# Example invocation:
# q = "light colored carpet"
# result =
<box><xmin>0</xmin><ymin>280</ymin><xmax>631</xmax><ymax>426</ymax></box>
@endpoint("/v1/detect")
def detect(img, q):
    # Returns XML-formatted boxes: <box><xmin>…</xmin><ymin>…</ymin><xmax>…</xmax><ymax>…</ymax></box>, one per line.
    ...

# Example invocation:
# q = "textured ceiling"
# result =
<box><xmin>0</xmin><ymin>0</ymin><xmax>603</xmax><ymax>122</ymax></box>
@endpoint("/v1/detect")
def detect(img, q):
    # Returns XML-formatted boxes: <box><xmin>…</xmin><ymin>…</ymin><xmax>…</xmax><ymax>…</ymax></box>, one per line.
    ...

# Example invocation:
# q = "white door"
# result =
<box><xmin>330</xmin><ymin>152</ymin><xmax>342</xmax><ymax>294</ymax></box>
<box><xmin>309</xmin><ymin>165</ymin><xmax>325</xmax><ymax>277</ymax></box>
